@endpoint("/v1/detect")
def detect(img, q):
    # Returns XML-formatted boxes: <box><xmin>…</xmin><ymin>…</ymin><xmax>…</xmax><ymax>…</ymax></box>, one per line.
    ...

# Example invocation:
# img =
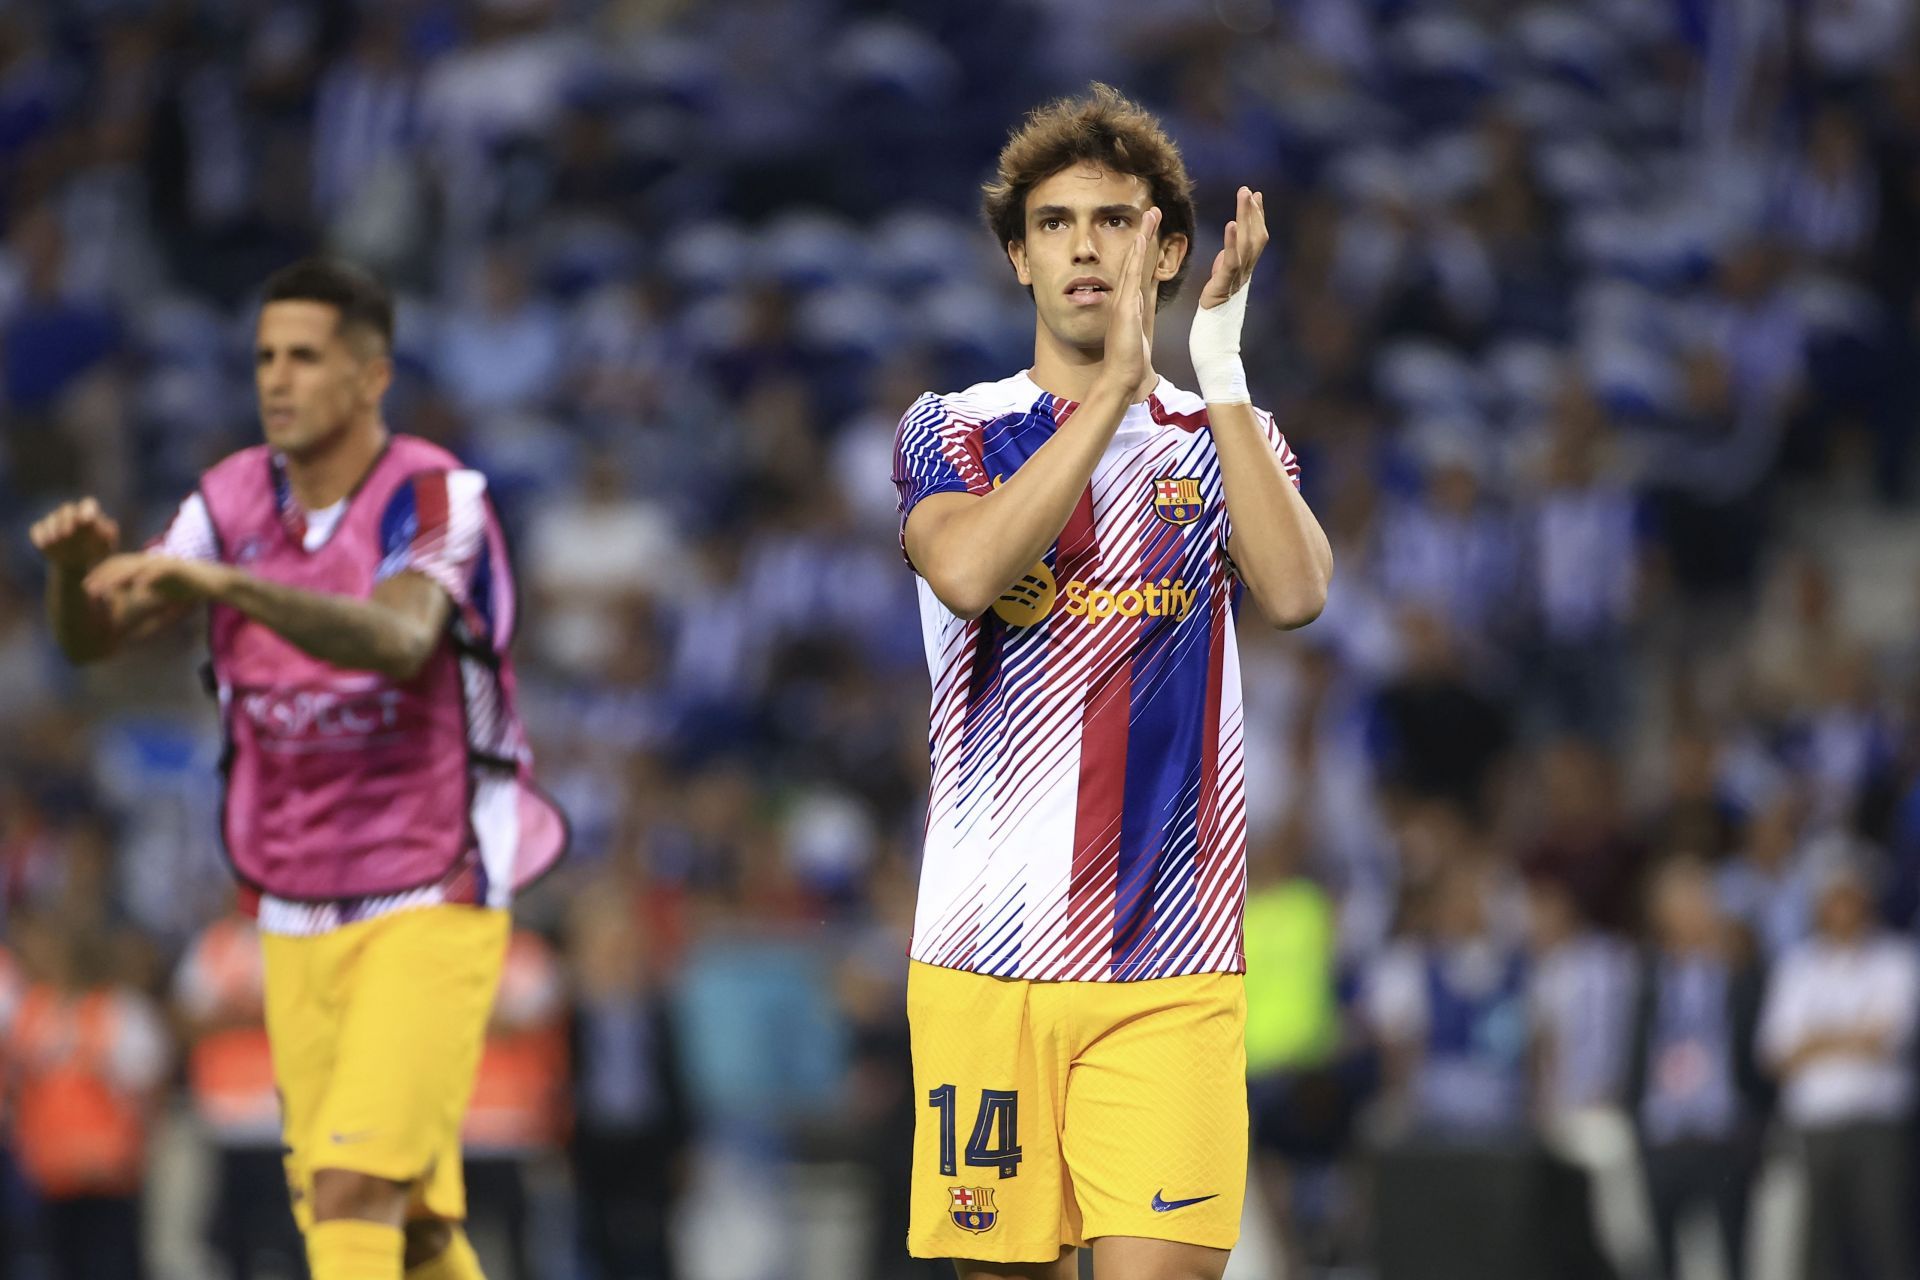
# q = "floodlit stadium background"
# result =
<box><xmin>4</xmin><ymin>0</ymin><xmax>1920</xmax><ymax>1278</ymax></box>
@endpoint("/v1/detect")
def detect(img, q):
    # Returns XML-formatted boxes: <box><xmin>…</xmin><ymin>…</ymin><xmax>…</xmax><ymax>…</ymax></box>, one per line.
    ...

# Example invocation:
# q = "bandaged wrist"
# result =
<box><xmin>1189</xmin><ymin>278</ymin><xmax>1252</xmax><ymax>405</ymax></box>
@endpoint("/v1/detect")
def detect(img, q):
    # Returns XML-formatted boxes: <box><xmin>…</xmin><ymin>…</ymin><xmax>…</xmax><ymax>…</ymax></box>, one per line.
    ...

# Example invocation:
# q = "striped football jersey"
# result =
<box><xmin>893</xmin><ymin>372</ymin><xmax>1300</xmax><ymax>981</ymax></box>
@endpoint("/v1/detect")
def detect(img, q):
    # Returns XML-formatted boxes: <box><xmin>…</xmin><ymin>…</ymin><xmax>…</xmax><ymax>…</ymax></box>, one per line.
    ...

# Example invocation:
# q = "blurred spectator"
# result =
<box><xmin>1526</xmin><ymin>874</ymin><xmax>1648</xmax><ymax>1280</ymax></box>
<box><xmin>0</xmin><ymin>935</ymin><xmax>21</xmax><ymax>1264</ymax></box>
<box><xmin>1</xmin><ymin>914</ymin><xmax>169</xmax><ymax>1280</ymax></box>
<box><xmin>1626</xmin><ymin>858</ymin><xmax>1769</xmax><ymax>1280</ymax></box>
<box><xmin>1524</xmin><ymin>382</ymin><xmax>1643</xmax><ymax>742</ymax></box>
<box><xmin>1376</xmin><ymin>425</ymin><xmax>1519</xmax><ymax>651</ymax></box>
<box><xmin>1777</xmin><ymin>105</ymin><xmax>1878</xmax><ymax>265</ymax></box>
<box><xmin>1758</xmin><ymin>857</ymin><xmax>1919</xmax><ymax>1280</ymax></box>
<box><xmin>434</xmin><ymin>246</ymin><xmax>565</xmax><ymax>415</ymax></box>
<box><xmin>566</xmin><ymin>886</ymin><xmax>690</xmax><ymax>1280</ymax></box>
<box><xmin>310</xmin><ymin>16</ymin><xmax>420</xmax><ymax>234</ymax></box>
<box><xmin>1245</xmin><ymin>822</ymin><xmax>1370</xmax><ymax>1275</ymax></box>
<box><xmin>1520</xmin><ymin>739</ymin><xmax>1649</xmax><ymax>937</ymax></box>
<box><xmin>2</xmin><ymin>206</ymin><xmax>122</xmax><ymax>497</ymax></box>
<box><xmin>523</xmin><ymin>455</ymin><xmax>682</xmax><ymax>678</ymax></box>
<box><xmin>1801</xmin><ymin>0</ymin><xmax>1913</xmax><ymax>90</ymax></box>
<box><xmin>172</xmin><ymin>904</ymin><xmax>303</xmax><ymax>1280</ymax></box>
<box><xmin>1716</xmin><ymin>791</ymin><xmax>1819</xmax><ymax>962</ymax></box>
<box><xmin>1648</xmin><ymin>346</ymin><xmax>1773</xmax><ymax>612</ymax></box>
<box><xmin>1368</xmin><ymin>859</ymin><xmax>1531</xmax><ymax>1140</ymax></box>
<box><xmin>1705</xmin><ymin>241</ymin><xmax>1806</xmax><ymax>425</ymax></box>
<box><xmin>0</xmin><ymin>780</ymin><xmax>61</xmax><ymax>924</ymax></box>
<box><xmin>418</xmin><ymin>0</ymin><xmax>585</xmax><ymax>239</ymax></box>
<box><xmin>1641</xmin><ymin>725</ymin><xmax>1742</xmax><ymax>864</ymax></box>
<box><xmin>0</xmin><ymin>561</ymin><xmax>62</xmax><ymax>728</ymax></box>
<box><xmin>834</xmin><ymin>859</ymin><xmax>941</xmax><ymax>1280</ymax></box>
<box><xmin>1370</xmin><ymin>607</ymin><xmax>1513</xmax><ymax>822</ymax></box>
<box><xmin>463</xmin><ymin>927</ymin><xmax>570</xmax><ymax>1280</ymax></box>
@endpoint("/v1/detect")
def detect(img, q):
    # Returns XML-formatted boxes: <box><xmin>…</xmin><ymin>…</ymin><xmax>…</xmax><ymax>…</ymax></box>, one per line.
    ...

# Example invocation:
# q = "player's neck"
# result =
<box><xmin>1027</xmin><ymin>322</ymin><xmax>1157</xmax><ymax>407</ymax></box>
<box><xmin>282</xmin><ymin>417</ymin><xmax>390</xmax><ymax>511</ymax></box>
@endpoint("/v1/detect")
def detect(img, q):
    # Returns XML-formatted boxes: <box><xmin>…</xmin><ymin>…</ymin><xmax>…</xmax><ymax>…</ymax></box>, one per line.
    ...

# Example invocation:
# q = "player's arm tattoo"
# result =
<box><xmin>211</xmin><ymin>568</ymin><xmax>453</xmax><ymax>680</ymax></box>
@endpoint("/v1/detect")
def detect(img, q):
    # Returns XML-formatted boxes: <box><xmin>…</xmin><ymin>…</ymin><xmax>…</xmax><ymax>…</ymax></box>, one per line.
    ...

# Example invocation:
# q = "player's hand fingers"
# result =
<box><xmin>33</xmin><ymin>507</ymin><xmax>73</xmax><ymax>552</ymax></box>
<box><xmin>1236</xmin><ymin>189</ymin><xmax>1267</xmax><ymax>271</ymax></box>
<box><xmin>1116</xmin><ymin>227</ymin><xmax>1142</xmax><ymax>298</ymax></box>
<box><xmin>1139</xmin><ymin>207</ymin><xmax>1162</xmax><ymax>294</ymax></box>
<box><xmin>1109</xmin><ymin>231</ymin><xmax>1145</xmax><ymax>339</ymax></box>
<box><xmin>84</xmin><ymin>554</ymin><xmax>143</xmax><ymax>596</ymax></box>
<box><xmin>1213</xmin><ymin>220</ymin><xmax>1241</xmax><ymax>296</ymax></box>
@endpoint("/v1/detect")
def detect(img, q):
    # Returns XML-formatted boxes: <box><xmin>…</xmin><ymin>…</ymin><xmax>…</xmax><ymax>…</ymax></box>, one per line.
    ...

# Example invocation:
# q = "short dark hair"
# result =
<box><xmin>260</xmin><ymin>257</ymin><xmax>394</xmax><ymax>352</ymax></box>
<box><xmin>983</xmin><ymin>83</ymin><xmax>1198</xmax><ymax>308</ymax></box>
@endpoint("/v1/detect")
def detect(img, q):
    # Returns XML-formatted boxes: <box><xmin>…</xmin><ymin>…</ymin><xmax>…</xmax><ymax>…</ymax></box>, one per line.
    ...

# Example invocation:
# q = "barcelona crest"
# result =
<box><xmin>1151</xmin><ymin>476</ymin><xmax>1204</xmax><ymax>526</ymax></box>
<box><xmin>949</xmin><ymin>1186</ymin><xmax>999</xmax><ymax>1234</ymax></box>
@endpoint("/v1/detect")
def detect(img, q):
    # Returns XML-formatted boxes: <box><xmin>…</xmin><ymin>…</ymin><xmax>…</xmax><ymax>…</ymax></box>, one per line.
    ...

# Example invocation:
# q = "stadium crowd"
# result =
<box><xmin>3</xmin><ymin>0</ymin><xmax>1920</xmax><ymax>1277</ymax></box>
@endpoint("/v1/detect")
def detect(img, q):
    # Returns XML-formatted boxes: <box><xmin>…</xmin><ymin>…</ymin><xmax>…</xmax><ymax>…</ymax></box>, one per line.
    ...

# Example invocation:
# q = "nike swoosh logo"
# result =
<box><xmin>329</xmin><ymin>1130</ymin><xmax>377</xmax><ymax>1145</ymax></box>
<box><xmin>1151</xmin><ymin>1190</ymin><xmax>1219</xmax><ymax>1213</ymax></box>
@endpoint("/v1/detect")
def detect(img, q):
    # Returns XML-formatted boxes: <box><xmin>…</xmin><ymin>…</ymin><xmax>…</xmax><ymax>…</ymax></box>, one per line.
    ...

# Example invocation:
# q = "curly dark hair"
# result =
<box><xmin>982</xmin><ymin>83</ymin><xmax>1197</xmax><ymax>308</ymax></box>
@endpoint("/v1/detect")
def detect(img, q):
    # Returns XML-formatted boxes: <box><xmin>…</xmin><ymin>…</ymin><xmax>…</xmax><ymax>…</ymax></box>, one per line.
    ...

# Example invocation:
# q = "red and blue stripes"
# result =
<box><xmin>901</xmin><ymin>374</ymin><xmax>1278</xmax><ymax>982</ymax></box>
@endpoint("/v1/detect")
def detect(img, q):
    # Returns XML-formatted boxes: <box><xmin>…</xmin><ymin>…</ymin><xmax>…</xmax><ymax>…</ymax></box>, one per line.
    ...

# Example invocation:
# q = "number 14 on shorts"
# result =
<box><xmin>927</xmin><ymin>1084</ymin><xmax>1022</xmax><ymax>1178</ymax></box>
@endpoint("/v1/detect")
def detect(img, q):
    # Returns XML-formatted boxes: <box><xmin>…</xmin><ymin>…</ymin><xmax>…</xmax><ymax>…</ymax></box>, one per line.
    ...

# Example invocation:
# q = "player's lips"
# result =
<box><xmin>263</xmin><ymin>406</ymin><xmax>296</xmax><ymax>428</ymax></box>
<box><xmin>1064</xmin><ymin>277</ymin><xmax>1110</xmax><ymax>306</ymax></box>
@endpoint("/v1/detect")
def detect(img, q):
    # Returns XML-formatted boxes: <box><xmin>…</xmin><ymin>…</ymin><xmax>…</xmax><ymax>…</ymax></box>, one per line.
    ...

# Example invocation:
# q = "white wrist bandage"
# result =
<box><xmin>1188</xmin><ymin>278</ymin><xmax>1252</xmax><ymax>405</ymax></box>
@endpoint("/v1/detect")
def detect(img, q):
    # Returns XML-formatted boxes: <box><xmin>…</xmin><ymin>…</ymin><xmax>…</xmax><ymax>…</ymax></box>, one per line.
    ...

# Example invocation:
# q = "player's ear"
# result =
<box><xmin>360</xmin><ymin>351</ymin><xmax>394</xmax><ymax>405</ymax></box>
<box><xmin>1007</xmin><ymin>240</ymin><xmax>1032</xmax><ymax>288</ymax></box>
<box><xmin>1154</xmin><ymin>232</ymin><xmax>1188</xmax><ymax>282</ymax></box>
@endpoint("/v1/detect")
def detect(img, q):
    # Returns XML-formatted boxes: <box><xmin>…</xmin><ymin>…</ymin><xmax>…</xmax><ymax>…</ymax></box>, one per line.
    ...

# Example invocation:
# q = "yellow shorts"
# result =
<box><xmin>261</xmin><ymin>904</ymin><xmax>508</xmax><ymax>1229</ymax></box>
<box><xmin>906</xmin><ymin>960</ymin><xmax>1247</xmax><ymax>1263</ymax></box>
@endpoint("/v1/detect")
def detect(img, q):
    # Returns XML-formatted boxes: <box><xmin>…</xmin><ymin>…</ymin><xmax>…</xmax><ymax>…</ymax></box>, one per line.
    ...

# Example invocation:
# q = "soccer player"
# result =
<box><xmin>892</xmin><ymin>85</ymin><xmax>1332</xmax><ymax>1280</ymax></box>
<box><xmin>29</xmin><ymin>258</ymin><xmax>566</xmax><ymax>1280</ymax></box>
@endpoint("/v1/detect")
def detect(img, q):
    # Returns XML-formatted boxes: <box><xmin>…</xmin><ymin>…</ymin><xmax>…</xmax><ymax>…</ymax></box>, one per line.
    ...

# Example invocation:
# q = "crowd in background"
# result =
<box><xmin>3</xmin><ymin>0</ymin><xmax>1920</xmax><ymax>1277</ymax></box>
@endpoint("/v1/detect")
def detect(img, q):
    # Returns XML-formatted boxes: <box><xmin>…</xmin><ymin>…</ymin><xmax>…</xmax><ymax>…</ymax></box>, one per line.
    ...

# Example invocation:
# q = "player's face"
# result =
<box><xmin>254</xmin><ymin>301</ymin><xmax>389</xmax><ymax>458</ymax></box>
<box><xmin>1008</xmin><ymin>165</ymin><xmax>1185</xmax><ymax>353</ymax></box>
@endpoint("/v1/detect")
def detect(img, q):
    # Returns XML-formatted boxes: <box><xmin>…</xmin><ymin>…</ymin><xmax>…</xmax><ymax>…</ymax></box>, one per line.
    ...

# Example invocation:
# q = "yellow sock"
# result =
<box><xmin>307</xmin><ymin>1218</ymin><xmax>405</xmax><ymax>1280</ymax></box>
<box><xmin>405</xmin><ymin>1226</ymin><xmax>486</xmax><ymax>1280</ymax></box>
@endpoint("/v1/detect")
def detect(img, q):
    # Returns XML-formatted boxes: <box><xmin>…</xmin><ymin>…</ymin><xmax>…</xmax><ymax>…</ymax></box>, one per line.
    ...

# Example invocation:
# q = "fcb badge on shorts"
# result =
<box><xmin>949</xmin><ymin>1186</ymin><xmax>999</xmax><ymax>1233</ymax></box>
<box><xmin>1151</xmin><ymin>476</ymin><xmax>1204</xmax><ymax>526</ymax></box>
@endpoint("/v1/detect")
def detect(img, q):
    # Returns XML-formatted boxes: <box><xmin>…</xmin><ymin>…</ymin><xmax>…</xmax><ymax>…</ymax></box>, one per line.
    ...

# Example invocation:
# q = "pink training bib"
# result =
<box><xmin>198</xmin><ymin>435</ymin><xmax>565</xmax><ymax>901</ymax></box>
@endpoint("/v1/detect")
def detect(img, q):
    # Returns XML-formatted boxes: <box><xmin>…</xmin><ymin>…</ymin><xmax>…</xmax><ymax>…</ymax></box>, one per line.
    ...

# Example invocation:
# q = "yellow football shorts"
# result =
<box><xmin>907</xmin><ymin>960</ymin><xmax>1248</xmax><ymax>1263</ymax></box>
<box><xmin>262</xmin><ymin>904</ymin><xmax>509</xmax><ymax>1229</ymax></box>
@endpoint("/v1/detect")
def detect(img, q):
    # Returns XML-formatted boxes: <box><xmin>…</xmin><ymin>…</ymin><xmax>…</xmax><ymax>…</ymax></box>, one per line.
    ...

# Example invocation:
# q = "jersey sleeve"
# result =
<box><xmin>148</xmin><ymin>492</ymin><xmax>220</xmax><ymax>562</ymax></box>
<box><xmin>1257</xmin><ymin>408</ymin><xmax>1304</xmax><ymax>491</ymax></box>
<box><xmin>374</xmin><ymin>469</ymin><xmax>491</xmax><ymax>610</ymax></box>
<box><xmin>891</xmin><ymin>393</ymin><xmax>991</xmax><ymax>564</ymax></box>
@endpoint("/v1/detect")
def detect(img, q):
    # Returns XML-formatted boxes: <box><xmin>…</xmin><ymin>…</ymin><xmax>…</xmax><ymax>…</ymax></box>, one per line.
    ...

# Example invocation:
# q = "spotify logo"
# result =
<box><xmin>992</xmin><ymin>562</ymin><xmax>1057</xmax><ymax>626</ymax></box>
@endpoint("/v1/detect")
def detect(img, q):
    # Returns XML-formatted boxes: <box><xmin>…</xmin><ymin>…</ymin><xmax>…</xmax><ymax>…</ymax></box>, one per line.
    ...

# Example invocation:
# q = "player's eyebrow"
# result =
<box><xmin>1030</xmin><ymin>203</ymin><xmax>1144</xmax><ymax>224</ymax></box>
